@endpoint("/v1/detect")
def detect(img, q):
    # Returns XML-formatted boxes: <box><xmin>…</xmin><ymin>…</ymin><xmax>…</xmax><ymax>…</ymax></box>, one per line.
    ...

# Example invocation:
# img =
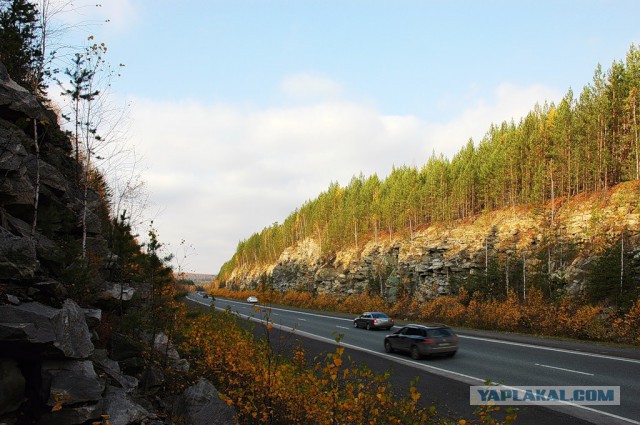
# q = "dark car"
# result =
<box><xmin>384</xmin><ymin>324</ymin><xmax>458</xmax><ymax>359</ymax></box>
<box><xmin>353</xmin><ymin>312</ymin><xmax>394</xmax><ymax>330</ymax></box>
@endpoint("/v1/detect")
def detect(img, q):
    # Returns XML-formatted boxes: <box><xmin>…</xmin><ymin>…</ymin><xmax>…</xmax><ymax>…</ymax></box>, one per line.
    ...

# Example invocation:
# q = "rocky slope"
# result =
<box><xmin>224</xmin><ymin>182</ymin><xmax>640</xmax><ymax>302</ymax></box>
<box><xmin>0</xmin><ymin>63</ymin><xmax>235</xmax><ymax>424</ymax></box>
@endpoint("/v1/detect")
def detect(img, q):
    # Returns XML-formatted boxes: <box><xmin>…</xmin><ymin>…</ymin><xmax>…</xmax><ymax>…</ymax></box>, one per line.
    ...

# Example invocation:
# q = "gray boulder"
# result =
<box><xmin>103</xmin><ymin>385</ymin><xmax>152</xmax><ymax>425</ymax></box>
<box><xmin>91</xmin><ymin>349</ymin><xmax>138</xmax><ymax>393</ymax></box>
<box><xmin>41</xmin><ymin>359</ymin><xmax>104</xmax><ymax>406</ymax></box>
<box><xmin>0</xmin><ymin>228</ymin><xmax>37</xmax><ymax>280</ymax></box>
<box><xmin>101</xmin><ymin>282</ymin><xmax>136</xmax><ymax>301</ymax></box>
<box><xmin>0</xmin><ymin>299</ymin><xmax>94</xmax><ymax>359</ymax></box>
<box><xmin>37</xmin><ymin>401</ymin><xmax>104</xmax><ymax>425</ymax></box>
<box><xmin>0</xmin><ymin>62</ymin><xmax>49</xmax><ymax>121</ymax></box>
<box><xmin>172</xmin><ymin>379</ymin><xmax>236</xmax><ymax>425</ymax></box>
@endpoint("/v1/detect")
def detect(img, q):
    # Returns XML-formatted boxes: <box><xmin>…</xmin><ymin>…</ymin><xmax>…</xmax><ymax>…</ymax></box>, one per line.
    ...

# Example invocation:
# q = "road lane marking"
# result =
<box><xmin>217</xmin><ymin>298</ymin><xmax>356</xmax><ymax>322</ymax></box>
<box><xmin>336</xmin><ymin>326</ymin><xmax>350</xmax><ymax>330</ymax></box>
<box><xmin>535</xmin><ymin>363</ymin><xmax>594</xmax><ymax>376</ymax></box>
<box><xmin>197</xmin><ymin>298</ymin><xmax>640</xmax><ymax>425</ymax></box>
<box><xmin>298</xmin><ymin>318</ymin><xmax>307</xmax><ymax>321</ymax></box>
<box><xmin>200</xmin><ymin>296</ymin><xmax>640</xmax><ymax>364</ymax></box>
<box><xmin>459</xmin><ymin>334</ymin><xmax>640</xmax><ymax>364</ymax></box>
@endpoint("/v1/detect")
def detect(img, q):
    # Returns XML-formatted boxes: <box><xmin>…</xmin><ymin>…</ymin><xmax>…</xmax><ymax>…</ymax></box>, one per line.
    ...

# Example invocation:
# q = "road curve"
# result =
<box><xmin>187</xmin><ymin>293</ymin><xmax>640</xmax><ymax>425</ymax></box>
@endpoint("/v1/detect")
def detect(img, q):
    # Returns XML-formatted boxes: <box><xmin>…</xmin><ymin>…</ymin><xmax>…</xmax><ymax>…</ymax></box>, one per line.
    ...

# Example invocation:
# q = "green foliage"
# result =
<box><xmin>0</xmin><ymin>0</ymin><xmax>41</xmax><ymax>90</ymax></box>
<box><xmin>220</xmin><ymin>43</ymin><xmax>640</xmax><ymax>282</ymax></box>
<box><xmin>59</xmin><ymin>256</ymin><xmax>100</xmax><ymax>306</ymax></box>
<box><xmin>585</xmin><ymin>237</ymin><xmax>640</xmax><ymax>308</ymax></box>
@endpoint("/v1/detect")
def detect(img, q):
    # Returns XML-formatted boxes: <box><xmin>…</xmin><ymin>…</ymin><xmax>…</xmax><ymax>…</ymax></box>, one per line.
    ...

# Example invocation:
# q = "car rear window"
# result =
<box><xmin>372</xmin><ymin>313</ymin><xmax>389</xmax><ymax>318</ymax></box>
<box><xmin>427</xmin><ymin>329</ymin><xmax>454</xmax><ymax>338</ymax></box>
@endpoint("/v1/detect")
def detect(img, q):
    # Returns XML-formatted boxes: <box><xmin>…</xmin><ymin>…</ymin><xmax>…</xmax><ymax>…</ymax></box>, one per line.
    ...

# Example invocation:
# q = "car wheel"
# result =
<box><xmin>410</xmin><ymin>346</ymin><xmax>422</xmax><ymax>360</ymax></box>
<box><xmin>353</xmin><ymin>321</ymin><xmax>358</xmax><ymax>328</ymax></box>
<box><xmin>366</xmin><ymin>323</ymin><xmax>371</xmax><ymax>330</ymax></box>
<box><xmin>445</xmin><ymin>351</ymin><xmax>457</xmax><ymax>358</ymax></box>
<box><xmin>384</xmin><ymin>340</ymin><xmax>394</xmax><ymax>353</ymax></box>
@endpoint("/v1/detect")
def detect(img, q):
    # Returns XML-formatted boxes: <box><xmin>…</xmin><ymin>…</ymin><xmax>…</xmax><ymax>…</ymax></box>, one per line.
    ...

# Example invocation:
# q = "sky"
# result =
<box><xmin>53</xmin><ymin>0</ymin><xmax>640</xmax><ymax>274</ymax></box>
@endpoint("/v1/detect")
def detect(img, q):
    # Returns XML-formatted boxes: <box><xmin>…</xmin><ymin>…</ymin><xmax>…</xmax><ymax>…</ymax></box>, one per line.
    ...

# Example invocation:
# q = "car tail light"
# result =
<box><xmin>373</xmin><ymin>318</ymin><xmax>378</xmax><ymax>324</ymax></box>
<box><xmin>421</xmin><ymin>338</ymin><xmax>434</xmax><ymax>343</ymax></box>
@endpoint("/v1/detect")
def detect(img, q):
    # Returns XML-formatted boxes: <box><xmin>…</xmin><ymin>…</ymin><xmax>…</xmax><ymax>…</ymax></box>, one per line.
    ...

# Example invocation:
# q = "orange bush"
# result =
<box><xmin>613</xmin><ymin>297</ymin><xmax>640</xmax><ymax>344</ymax></box>
<box><xmin>181</xmin><ymin>310</ymin><xmax>440</xmax><ymax>424</ymax></box>
<box><xmin>212</xmin><ymin>286</ymin><xmax>640</xmax><ymax>345</ymax></box>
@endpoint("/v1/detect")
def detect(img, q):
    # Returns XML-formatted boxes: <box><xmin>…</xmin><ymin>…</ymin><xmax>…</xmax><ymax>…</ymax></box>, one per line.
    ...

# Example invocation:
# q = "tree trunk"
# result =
<box><xmin>31</xmin><ymin>119</ymin><xmax>40</xmax><ymax>238</ymax></box>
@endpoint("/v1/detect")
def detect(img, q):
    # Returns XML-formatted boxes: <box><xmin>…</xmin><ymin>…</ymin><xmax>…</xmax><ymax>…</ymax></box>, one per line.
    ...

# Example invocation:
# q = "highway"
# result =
<box><xmin>186</xmin><ymin>293</ymin><xmax>640</xmax><ymax>424</ymax></box>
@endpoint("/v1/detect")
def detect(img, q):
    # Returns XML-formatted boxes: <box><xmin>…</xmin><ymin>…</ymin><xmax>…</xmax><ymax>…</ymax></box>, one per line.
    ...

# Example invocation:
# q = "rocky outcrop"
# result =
<box><xmin>0</xmin><ymin>299</ymin><xmax>93</xmax><ymax>358</ymax></box>
<box><xmin>225</xmin><ymin>183</ymin><xmax>640</xmax><ymax>301</ymax></box>
<box><xmin>0</xmin><ymin>61</ymin><xmax>236</xmax><ymax>424</ymax></box>
<box><xmin>171</xmin><ymin>379</ymin><xmax>237</xmax><ymax>425</ymax></box>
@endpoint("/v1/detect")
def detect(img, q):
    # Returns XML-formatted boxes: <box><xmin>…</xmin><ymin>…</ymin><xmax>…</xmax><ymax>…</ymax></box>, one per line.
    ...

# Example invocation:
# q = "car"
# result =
<box><xmin>353</xmin><ymin>312</ymin><xmax>394</xmax><ymax>330</ymax></box>
<box><xmin>247</xmin><ymin>296</ymin><xmax>259</xmax><ymax>304</ymax></box>
<box><xmin>384</xmin><ymin>324</ymin><xmax>458</xmax><ymax>359</ymax></box>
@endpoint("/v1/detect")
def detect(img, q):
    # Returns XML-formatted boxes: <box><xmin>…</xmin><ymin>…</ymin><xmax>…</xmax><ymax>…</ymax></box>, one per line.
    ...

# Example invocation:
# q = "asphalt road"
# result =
<box><xmin>186</xmin><ymin>293</ymin><xmax>640</xmax><ymax>425</ymax></box>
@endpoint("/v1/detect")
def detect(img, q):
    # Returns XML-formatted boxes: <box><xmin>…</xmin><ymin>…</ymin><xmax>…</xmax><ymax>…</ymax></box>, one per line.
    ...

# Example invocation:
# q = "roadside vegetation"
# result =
<box><xmin>179</xmin><ymin>307</ymin><xmax>518</xmax><ymax>425</ymax></box>
<box><xmin>211</xmin><ymin>287</ymin><xmax>640</xmax><ymax>345</ymax></box>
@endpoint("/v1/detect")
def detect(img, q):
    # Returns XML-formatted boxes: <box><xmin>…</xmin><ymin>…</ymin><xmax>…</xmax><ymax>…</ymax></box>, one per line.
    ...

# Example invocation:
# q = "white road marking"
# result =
<box><xmin>336</xmin><ymin>326</ymin><xmax>350</xmax><ymax>330</ymax></box>
<box><xmin>459</xmin><ymin>335</ymin><xmax>640</xmax><ymax>364</ymax></box>
<box><xmin>298</xmin><ymin>318</ymin><xmax>307</xmax><ymax>321</ymax></box>
<box><xmin>192</xmin><ymin>296</ymin><xmax>640</xmax><ymax>425</ymax></box>
<box><xmin>535</xmin><ymin>363</ymin><xmax>595</xmax><ymax>376</ymax></box>
<box><xmin>196</xmin><ymin>296</ymin><xmax>640</xmax><ymax>364</ymax></box>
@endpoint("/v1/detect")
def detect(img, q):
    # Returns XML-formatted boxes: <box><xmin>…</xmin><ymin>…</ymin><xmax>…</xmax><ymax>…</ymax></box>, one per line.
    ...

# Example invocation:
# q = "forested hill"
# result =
<box><xmin>219</xmin><ymin>43</ymin><xmax>640</xmax><ymax>281</ymax></box>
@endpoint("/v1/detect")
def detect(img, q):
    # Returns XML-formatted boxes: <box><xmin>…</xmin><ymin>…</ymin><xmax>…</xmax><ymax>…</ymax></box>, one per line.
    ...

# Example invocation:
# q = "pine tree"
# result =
<box><xmin>0</xmin><ymin>0</ymin><xmax>41</xmax><ymax>89</ymax></box>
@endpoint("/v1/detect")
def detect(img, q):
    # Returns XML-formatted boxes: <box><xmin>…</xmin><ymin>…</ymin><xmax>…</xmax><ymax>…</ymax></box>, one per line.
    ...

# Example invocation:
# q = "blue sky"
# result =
<box><xmin>56</xmin><ymin>1</ymin><xmax>640</xmax><ymax>274</ymax></box>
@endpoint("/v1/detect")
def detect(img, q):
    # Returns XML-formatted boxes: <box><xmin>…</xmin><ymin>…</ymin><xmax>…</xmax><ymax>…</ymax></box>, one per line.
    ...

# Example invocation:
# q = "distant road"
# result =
<box><xmin>186</xmin><ymin>293</ymin><xmax>640</xmax><ymax>425</ymax></box>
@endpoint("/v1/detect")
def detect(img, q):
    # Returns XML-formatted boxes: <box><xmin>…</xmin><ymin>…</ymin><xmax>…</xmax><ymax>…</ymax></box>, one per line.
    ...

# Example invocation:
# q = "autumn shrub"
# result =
<box><xmin>490</xmin><ymin>294</ymin><xmax>524</xmax><ymax>332</ymax></box>
<box><xmin>180</xmin><ymin>310</ymin><xmax>442</xmax><ymax>424</ymax></box>
<box><xmin>213</xmin><ymin>285</ymin><xmax>640</xmax><ymax>345</ymax></box>
<box><xmin>282</xmin><ymin>290</ymin><xmax>314</xmax><ymax>308</ymax></box>
<box><xmin>465</xmin><ymin>295</ymin><xmax>489</xmax><ymax>329</ymax></box>
<box><xmin>416</xmin><ymin>295</ymin><xmax>466</xmax><ymax>326</ymax></box>
<box><xmin>341</xmin><ymin>292</ymin><xmax>388</xmax><ymax>314</ymax></box>
<box><xmin>613</xmin><ymin>297</ymin><xmax>640</xmax><ymax>344</ymax></box>
<box><xmin>388</xmin><ymin>294</ymin><xmax>421</xmax><ymax>321</ymax></box>
<box><xmin>565</xmin><ymin>304</ymin><xmax>608</xmax><ymax>340</ymax></box>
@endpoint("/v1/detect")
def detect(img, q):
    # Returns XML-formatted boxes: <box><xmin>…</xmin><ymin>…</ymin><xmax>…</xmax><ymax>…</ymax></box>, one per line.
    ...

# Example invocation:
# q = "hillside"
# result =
<box><xmin>218</xmin><ymin>44</ymin><xmax>640</xmax><ymax>317</ymax></box>
<box><xmin>221</xmin><ymin>181</ymin><xmax>640</xmax><ymax>302</ymax></box>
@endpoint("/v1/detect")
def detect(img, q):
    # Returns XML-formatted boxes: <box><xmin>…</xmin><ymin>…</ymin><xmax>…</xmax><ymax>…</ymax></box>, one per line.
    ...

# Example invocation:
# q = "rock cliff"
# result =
<box><xmin>224</xmin><ymin>183</ymin><xmax>640</xmax><ymax>302</ymax></box>
<box><xmin>0</xmin><ymin>63</ymin><xmax>235</xmax><ymax>424</ymax></box>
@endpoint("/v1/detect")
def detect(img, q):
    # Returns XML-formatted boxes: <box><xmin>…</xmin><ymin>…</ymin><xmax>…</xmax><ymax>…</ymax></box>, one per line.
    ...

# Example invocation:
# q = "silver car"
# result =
<box><xmin>353</xmin><ymin>312</ymin><xmax>394</xmax><ymax>330</ymax></box>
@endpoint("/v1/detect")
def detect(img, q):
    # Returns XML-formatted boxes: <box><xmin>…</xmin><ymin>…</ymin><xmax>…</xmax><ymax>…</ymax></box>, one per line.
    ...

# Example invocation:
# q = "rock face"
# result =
<box><xmin>225</xmin><ymin>183</ymin><xmax>640</xmax><ymax>302</ymax></box>
<box><xmin>171</xmin><ymin>379</ymin><xmax>237</xmax><ymax>425</ymax></box>
<box><xmin>0</xmin><ymin>61</ymin><xmax>235</xmax><ymax>424</ymax></box>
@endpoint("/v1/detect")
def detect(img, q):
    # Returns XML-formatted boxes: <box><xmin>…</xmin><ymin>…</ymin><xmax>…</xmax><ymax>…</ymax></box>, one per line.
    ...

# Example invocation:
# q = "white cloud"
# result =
<box><xmin>125</xmin><ymin>78</ymin><xmax>560</xmax><ymax>273</ymax></box>
<box><xmin>280</xmin><ymin>73</ymin><xmax>344</xmax><ymax>102</ymax></box>
<box><xmin>428</xmin><ymin>83</ymin><xmax>562</xmax><ymax>159</ymax></box>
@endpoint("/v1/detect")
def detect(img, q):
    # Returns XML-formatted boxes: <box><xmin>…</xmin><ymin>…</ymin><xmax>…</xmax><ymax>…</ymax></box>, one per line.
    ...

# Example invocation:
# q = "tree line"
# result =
<box><xmin>220</xmin><ymin>43</ymin><xmax>640</xmax><ymax>280</ymax></box>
